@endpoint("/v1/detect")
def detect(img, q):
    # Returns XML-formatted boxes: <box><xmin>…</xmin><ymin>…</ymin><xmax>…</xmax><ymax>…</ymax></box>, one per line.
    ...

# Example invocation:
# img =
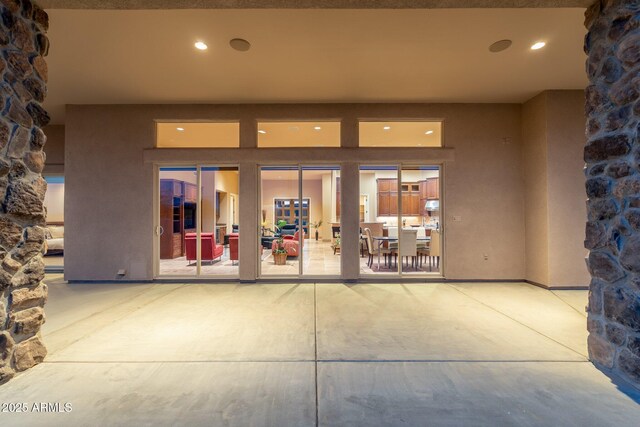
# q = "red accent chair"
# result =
<box><xmin>185</xmin><ymin>232</ymin><xmax>224</xmax><ymax>264</ymax></box>
<box><xmin>229</xmin><ymin>233</ymin><xmax>239</xmax><ymax>265</ymax></box>
<box><xmin>273</xmin><ymin>230</ymin><xmax>304</xmax><ymax>257</ymax></box>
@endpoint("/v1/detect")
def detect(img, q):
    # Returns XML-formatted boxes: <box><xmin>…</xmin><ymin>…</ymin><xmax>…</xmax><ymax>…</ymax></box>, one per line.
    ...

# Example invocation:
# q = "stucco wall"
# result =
<box><xmin>546</xmin><ymin>91</ymin><xmax>589</xmax><ymax>287</ymax></box>
<box><xmin>64</xmin><ymin>103</ymin><xmax>530</xmax><ymax>281</ymax></box>
<box><xmin>522</xmin><ymin>90</ymin><xmax>589</xmax><ymax>288</ymax></box>
<box><xmin>522</xmin><ymin>93</ymin><xmax>550</xmax><ymax>285</ymax></box>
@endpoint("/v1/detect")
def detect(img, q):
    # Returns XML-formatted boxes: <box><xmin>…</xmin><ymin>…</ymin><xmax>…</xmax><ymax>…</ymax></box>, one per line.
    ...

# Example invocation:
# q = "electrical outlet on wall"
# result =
<box><xmin>483</xmin><ymin>254</ymin><xmax>489</xmax><ymax>261</ymax></box>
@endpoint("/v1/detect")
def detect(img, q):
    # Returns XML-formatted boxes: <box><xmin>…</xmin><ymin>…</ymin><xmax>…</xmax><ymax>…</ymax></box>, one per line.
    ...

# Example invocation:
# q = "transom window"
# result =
<box><xmin>359</xmin><ymin>121</ymin><xmax>443</xmax><ymax>147</ymax></box>
<box><xmin>156</xmin><ymin>122</ymin><xmax>239</xmax><ymax>148</ymax></box>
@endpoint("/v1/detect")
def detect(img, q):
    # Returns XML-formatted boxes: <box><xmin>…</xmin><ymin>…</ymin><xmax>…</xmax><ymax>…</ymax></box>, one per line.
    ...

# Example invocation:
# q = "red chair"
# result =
<box><xmin>185</xmin><ymin>233</ymin><xmax>224</xmax><ymax>264</ymax></box>
<box><xmin>229</xmin><ymin>233</ymin><xmax>239</xmax><ymax>265</ymax></box>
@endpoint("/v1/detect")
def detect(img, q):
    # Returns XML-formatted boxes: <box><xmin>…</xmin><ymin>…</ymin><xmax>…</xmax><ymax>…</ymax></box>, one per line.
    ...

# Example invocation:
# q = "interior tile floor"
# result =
<box><xmin>1</xmin><ymin>275</ymin><xmax>639</xmax><ymax>426</ymax></box>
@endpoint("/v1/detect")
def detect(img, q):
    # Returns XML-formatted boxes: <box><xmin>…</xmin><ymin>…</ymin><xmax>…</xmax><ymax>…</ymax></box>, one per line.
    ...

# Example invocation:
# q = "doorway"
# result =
<box><xmin>258</xmin><ymin>165</ymin><xmax>341</xmax><ymax>278</ymax></box>
<box><xmin>359</xmin><ymin>165</ymin><xmax>442</xmax><ymax>277</ymax></box>
<box><xmin>156</xmin><ymin>165</ymin><xmax>239</xmax><ymax>278</ymax></box>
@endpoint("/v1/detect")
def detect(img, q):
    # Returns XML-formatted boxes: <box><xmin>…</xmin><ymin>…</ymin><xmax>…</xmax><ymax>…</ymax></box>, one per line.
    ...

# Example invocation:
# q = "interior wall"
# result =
<box><xmin>65</xmin><ymin>103</ymin><xmax>528</xmax><ymax>281</ymax></box>
<box><xmin>260</xmin><ymin>179</ymin><xmax>323</xmax><ymax>237</ymax></box>
<box><xmin>43</xmin><ymin>182</ymin><xmax>65</xmax><ymax>223</ymax></box>
<box><xmin>43</xmin><ymin>124</ymin><xmax>65</xmax><ymax>174</ymax></box>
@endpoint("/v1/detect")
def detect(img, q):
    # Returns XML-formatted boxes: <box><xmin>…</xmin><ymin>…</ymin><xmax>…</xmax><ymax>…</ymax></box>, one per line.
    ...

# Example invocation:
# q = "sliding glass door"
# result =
<box><xmin>359</xmin><ymin>164</ymin><xmax>442</xmax><ymax>278</ymax></box>
<box><xmin>258</xmin><ymin>165</ymin><xmax>341</xmax><ymax>278</ymax></box>
<box><xmin>157</xmin><ymin>165</ymin><xmax>239</xmax><ymax>278</ymax></box>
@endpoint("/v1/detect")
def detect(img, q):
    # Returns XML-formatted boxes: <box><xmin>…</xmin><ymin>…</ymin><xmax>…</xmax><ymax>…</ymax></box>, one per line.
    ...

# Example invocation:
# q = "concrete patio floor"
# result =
<box><xmin>1</xmin><ymin>274</ymin><xmax>639</xmax><ymax>426</ymax></box>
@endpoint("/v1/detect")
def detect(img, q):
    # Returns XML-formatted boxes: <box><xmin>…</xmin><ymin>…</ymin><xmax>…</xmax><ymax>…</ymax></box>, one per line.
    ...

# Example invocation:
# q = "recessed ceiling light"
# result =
<box><xmin>314</xmin><ymin>126</ymin><xmax>322</xmax><ymax>131</ymax></box>
<box><xmin>194</xmin><ymin>41</ymin><xmax>208</xmax><ymax>50</ymax></box>
<box><xmin>383</xmin><ymin>126</ymin><xmax>391</xmax><ymax>130</ymax></box>
<box><xmin>258</xmin><ymin>130</ymin><xmax>266</xmax><ymax>134</ymax></box>
<box><xmin>531</xmin><ymin>41</ymin><xmax>546</xmax><ymax>50</ymax></box>
<box><xmin>425</xmin><ymin>130</ymin><xmax>434</xmax><ymax>135</ymax></box>
<box><xmin>489</xmin><ymin>39</ymin><xmax>512</xmax><ymax>53</ymax></box>
<box><xmin>176</xmin><ymin>127</ymin><xmax>185</xmax><ymax>132</ymax></box>
<box><xmin>229</xmin><ymin>38</ymin><xmax>251</xmax><ymax>52</ymax></box>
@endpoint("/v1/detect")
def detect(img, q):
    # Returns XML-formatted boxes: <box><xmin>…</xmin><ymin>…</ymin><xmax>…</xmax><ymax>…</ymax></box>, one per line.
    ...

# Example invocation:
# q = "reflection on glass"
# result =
<box><xmin>302</xmin><ymin>166</ymin><xmax>341</xmax><ymax>276</ymax></box>
<box><xmin>260</xmin><ymin>166</ymin><xmax>300</xmax><ymax>276</ymax></box>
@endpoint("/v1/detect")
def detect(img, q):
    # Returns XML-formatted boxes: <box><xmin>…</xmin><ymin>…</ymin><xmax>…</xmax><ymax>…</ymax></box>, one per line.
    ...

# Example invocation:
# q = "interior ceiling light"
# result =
<box><xmin>314</xmin><ymin>126</ymin><xmax>322</xmax><ymax>130</ymax></box>
<box><xmin>229</xmin><ymin>38</ymin><xmax>251</xmax><ymax>52</ymax></box>
<box><xmin>531</xmin><ymin>41</ymin><xmax>546</xmax><ymax>50</ymax></box>
<box><xmin>176</xmin><ymin>127</ymin><xmax>185</xmax><ymax>131</ymax></box>
<box><xmin>488</xmin><ymin>39</ymin><xmax>512</xmax><ymax>53</ymax></box>
<box><xmin>258</xmin><ymin>130</ymin><xmax>266</xmax><ymax>134</ymax></box>
<box><xmin>194</xmin><ymin>41</ymin><xmax>208</xmax><ymax>50</ymax></box>
<box><xmin>383</xmin><ymin>126</ymin><xmax>391</xmax><ymax>130</ymax></box>
<box><xmin>425</xmin><ymin>130</ymin><xmax>434</xmax><ymax>135</ymax></box>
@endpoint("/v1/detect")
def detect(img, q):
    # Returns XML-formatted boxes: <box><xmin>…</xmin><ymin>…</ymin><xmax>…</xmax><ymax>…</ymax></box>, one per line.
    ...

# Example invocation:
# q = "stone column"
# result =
<box><xmin>0</xmin><ymin>0</ymin><xmax>50</xmax><ymax>384</ymax></box>
<box><xmin>584</xmin><ymin>0</ymin><xmax>640</xmax><ymax>386</ymax></box>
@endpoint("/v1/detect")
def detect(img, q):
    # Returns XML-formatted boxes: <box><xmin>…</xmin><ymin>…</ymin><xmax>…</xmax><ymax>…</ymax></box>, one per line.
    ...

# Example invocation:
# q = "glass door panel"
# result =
<box><xmin>359</xmin><ymin>166</ymin><xmax>400</xmax><ymax>276</ymax></box>
<box><xmin>159</xmin><ymin>166</ymin><xmax>198</xmax><ymax>277</ymax></box>
<box><xmin>400</xmin><ymin>165</ymin><xmax>441</xmax><ymax>276</ymax></box>
<box><xmin>260</xmin><ymin>166</ymin><xmax>301</xmax><ymax>277</ymax></box>
<box><xmin>302</xmin><ymin>166</ymin><xmax>341</xmax><ymax>276</ymax></box>
<box><xmin>200</xmin><ymin>166</ymin><xmax>239</xmax><ymax>277</ymax></box>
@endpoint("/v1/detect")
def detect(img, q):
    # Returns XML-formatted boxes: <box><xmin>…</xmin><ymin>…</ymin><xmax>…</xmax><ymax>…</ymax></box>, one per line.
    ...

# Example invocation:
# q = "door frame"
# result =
<box><xmin>257</xmin><ymin>164</ymin><xmax>343</xmax><ymax>280</ymax></box>
<box><xmin>357</xmin><ymin>162</ymin><xmax>444</xmax><ymax>279</ymax></box>
<box><xmin>153</xmin><ymin>163</ymin><xmax>240</xmax><ymax>280</ymax></box>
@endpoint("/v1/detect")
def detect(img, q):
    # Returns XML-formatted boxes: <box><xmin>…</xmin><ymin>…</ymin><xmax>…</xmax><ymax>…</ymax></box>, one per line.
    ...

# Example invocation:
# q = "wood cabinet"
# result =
<box><xmin>419</xmin><ymin>178</ymin><xmax>440</xmax><ymax>215</ymax></box>
<box><xmin>377</xmin><ymin>179</ymin><xmax>421</xmax><ymax>216</ymax></box>
<box><xmin>426</xmin><ymin>178</ymin><xmax>439</xmax><ymax>200</ymax></box>
<box><xmin>184</xmin><ymin>183</ymin><xmax>197</xmax><ymax>203</ymax></box>
<box><xmin>160</xmin><ymin>179</ymin><xmax>185</xmax><ymax>259</ymax></box>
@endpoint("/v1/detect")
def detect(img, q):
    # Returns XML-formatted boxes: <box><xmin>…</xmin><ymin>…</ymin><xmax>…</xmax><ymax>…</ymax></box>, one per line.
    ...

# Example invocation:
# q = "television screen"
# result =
<box><xmin>184</xmin><ymin>203</ymin><xmax>197</xmax><ymax>229</ymax></box>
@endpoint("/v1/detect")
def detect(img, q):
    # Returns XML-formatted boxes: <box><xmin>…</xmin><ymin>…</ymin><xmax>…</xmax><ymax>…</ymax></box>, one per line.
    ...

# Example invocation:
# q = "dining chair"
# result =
<box><xmin>399</xmin><ymin>228</ymin><xmax>418</xmax><ymax>269</ymax></box>
<box><xmin>428</xmin><ymin>229</ymin><xmax>441</xmax><ymax>271</ymax></box>
<box><xmin>387</xmin><ymin>226</ymin><xmax>399</xmax><ymax>252</ymax></box>
<box><xmin>364</xmin><ymin>228</ymin><xmax>390</xmax><ymax>268</ymax></box>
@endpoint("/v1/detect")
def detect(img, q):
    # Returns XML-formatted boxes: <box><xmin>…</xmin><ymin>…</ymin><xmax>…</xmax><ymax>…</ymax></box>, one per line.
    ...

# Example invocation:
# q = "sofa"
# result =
<box><xmin>185</xmin><ymin>232</ymin><xmax>224</xmax><ymax>263</ymax></box>
<box><xmin>278</xmin><ymin>224</ymin><xmax>296</xmax><ymax>235</ymax></box>
<box><xmin>45</xmin><ymin>225</ymin><xmax>64</xmax><ymax>255</ymax></box>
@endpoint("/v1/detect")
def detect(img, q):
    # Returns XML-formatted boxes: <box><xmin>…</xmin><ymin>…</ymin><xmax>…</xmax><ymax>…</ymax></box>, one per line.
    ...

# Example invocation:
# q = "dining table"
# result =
<box><xmin>371</xmin><ymin>236</ymin><xmax>431</xmax><ymax>268</ymax></box>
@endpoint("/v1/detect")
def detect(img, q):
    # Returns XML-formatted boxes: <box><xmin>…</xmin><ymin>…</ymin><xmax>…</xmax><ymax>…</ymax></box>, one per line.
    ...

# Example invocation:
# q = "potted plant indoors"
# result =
<box><xmin>272</xmin><ymin>237</ymin><xmax>289</xmax><ymax>265</ymax></box>
<box><xmin>310</xmin><ymin>219</ymin><xmax>323</xmax><ymax>241</ymax></box>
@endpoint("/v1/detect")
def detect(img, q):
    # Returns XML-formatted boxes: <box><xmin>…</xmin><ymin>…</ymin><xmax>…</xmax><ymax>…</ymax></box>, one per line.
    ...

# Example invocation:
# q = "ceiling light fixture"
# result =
<box><xmin>194</xmin><ymin>41</ymin><xmax>208</xmax><ymax>50</ymax></box>
<box><xmin>531</xmin><ymin>41</ymin><xmax>546</xmax><ymax>50</ymax></box>
<box><xmin>314</xmin><ymin>126</ymin><xmax>322</xmax><ymax>131</ymax></box>
<box><xmin>229</xmin><ymin>38</ymin><xmax>251</xmax><ymax>52</ymax></box>
<box><xmin>425</xmin><ymin>130</ymin><xmax>434</xmax><ymax>135</ymax></box>
<box><xmin>176</xmin><ymin>127</ymin><xmax>185</xmax><ymax>131</ymax></box>
<box><xmin>258</xmin><ymin>130</ymin><xmax>266</xmax><ymax>134</ymax></box>
<box><xmin>383</xmin><ymin>126</ymin><xmax>391</xmax><ymax>130</ymax></box>
<box><xmin>489</xmin><ymin>39</ymin><xmax>512</xmax><ymax>53</ymax></box>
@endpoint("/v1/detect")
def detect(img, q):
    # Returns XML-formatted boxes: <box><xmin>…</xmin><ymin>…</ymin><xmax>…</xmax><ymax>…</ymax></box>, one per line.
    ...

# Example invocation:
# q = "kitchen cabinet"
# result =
<box><xmin>377</xmin><ymin>179</ymin><xmax>421</xmax><ymax>216</ymax></box>
<box><xmin>426</xmin><ymin>178</ymin><xmax>439</xmax><ymax>200</ymax></box>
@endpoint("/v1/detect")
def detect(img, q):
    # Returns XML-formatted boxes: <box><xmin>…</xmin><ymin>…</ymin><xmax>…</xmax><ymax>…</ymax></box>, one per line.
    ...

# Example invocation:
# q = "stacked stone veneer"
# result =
<box><xmin>584</xmin><ymin>0</ymin><xmax>640</xmax><ymax>387</ymax></box>
<box><xmin>0</xmin><ymin>0</ymin><xmax>49</xmax><ymax>384</ymax></box>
